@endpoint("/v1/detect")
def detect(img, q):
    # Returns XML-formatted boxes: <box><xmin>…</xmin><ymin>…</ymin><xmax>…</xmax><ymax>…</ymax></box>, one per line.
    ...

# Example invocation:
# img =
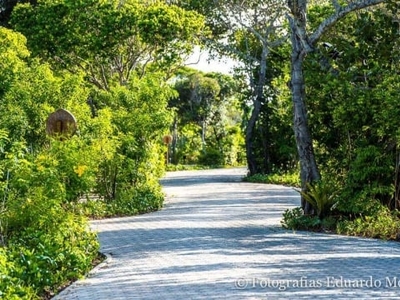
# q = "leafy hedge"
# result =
<box><xmin>4</xmin><ymin>214</ymin><xmax>99</xmax><ymax>299</ymax></box>
<box><xmin>0</xmin><ymin>26</ymin><xmax>171</xmax><ymax>298</ymax></box>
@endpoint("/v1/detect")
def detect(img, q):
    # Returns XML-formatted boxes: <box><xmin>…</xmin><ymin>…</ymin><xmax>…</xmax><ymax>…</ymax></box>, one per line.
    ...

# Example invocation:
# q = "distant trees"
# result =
<box><xmin>174</xmin><ymin>0</ymin><xmax>296</xmax><ymax>175</ymax></box>
<box><xmin>170</xmin><ymin>68</ymin><xmax>244</xmax><ymax>166</ymax></box>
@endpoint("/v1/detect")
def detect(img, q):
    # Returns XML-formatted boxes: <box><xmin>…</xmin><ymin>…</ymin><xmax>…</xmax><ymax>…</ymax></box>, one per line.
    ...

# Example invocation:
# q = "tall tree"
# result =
<box><xmin>304</xmin><ymin>5</ymin><xmax>400</xmax><ymax>212</ymax></box>
<box><xmin>286</xmin><ymin>0</ymin><xmax>389</xmax><ymax>213</ymax></box>
<box><xmin>173</xmin><ymin>71</ymin><xmax>221</xmax><ymax>146</ymax></box>
<box><xmin>10</xmin><ymin>0</ymin><xmax>206</xmax><ymax>90</ymax></box>
<box><xmin>175</xmin><ymin>0</ymin><xmax>289</xmax><ymax>175</ymax></box>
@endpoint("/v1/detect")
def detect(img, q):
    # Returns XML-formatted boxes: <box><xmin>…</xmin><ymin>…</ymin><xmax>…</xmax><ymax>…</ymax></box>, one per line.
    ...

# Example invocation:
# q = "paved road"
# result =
<box><xmin>55</xmin><ymin>168</ymin><xmax>400</xmax><ymax>299</ymax></box>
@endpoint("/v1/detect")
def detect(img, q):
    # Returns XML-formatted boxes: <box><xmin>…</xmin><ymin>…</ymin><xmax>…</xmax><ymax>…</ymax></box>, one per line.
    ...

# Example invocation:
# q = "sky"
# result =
<box><xmin>185</xmin><ymin>46</ymin><xmax>238</xmax><ymax>75</ymax></box>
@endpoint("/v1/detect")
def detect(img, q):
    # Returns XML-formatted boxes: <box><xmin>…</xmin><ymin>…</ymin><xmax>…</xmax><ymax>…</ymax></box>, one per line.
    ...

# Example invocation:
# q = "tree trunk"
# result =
<box><xmin>259</xmin><ymin>120</ymin><xmax>271</xmax><ymax>174</ymax></box>
<box><xmin>288</xmin><ymin>7</ymin><xmax>321</xmax><ymax>214</ymax></box>
<box><xmin>245</xmin><ymin>45</ymin><xmax>270</xmax><ymax>176</ymax></box>
<box><xmin>291</xmin><ymin>50</ymin><xmax>320</xmax><ymax>213</ymax></box>
<box><xmin>201</xmin><ymin>119</ymin><xmax>207</xmax><ymax>148</ymax></box>
<box><xmin>286</xmin><ymin>0</ymin><xmax>386</xmax><ymax>214</ymax></box>
<box><xmin>171</xmin><ymin>116</ymin><xmax>178</xmax><ymax>164</ymax></box>
<box><xmin>394</xmin><ymin>150</ymin><xmax>400</xmax><ymax>210</ymax></box>
<box><xmin>245</xmin><ymin>98</ymin><xmax>262</xmax><ymax>175</ymax></box>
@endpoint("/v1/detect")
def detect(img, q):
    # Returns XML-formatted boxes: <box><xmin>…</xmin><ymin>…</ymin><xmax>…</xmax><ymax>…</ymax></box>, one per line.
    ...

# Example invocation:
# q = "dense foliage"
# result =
<box><xmin>169</xmin><ymin>68</ymin><xmax>245</xmax><ymax>167</ymax></box>
<box><xmin>282</xmin><ymin>3</ymin><xmax>400</xmax><ymax>239</ymax></box>
<box><xmin>0</xmin><ymin>27</ymin><xmax>101</xmax><ymax>298</ymax></box>
<box><xmin>0</xmin><ymin>0</ymin><xmax>207</xmax><ymax>297</ymax></box>
<box><xmin>1</xmin><ymin>0</ymin><xmax>400</xmax><ymax>297</ymax></box>
<box><xmin>177</xmin><ymin>0</ymin><xmax>400</xmax><ymax>239</ymax></box>
<box><xmin>174</xmin><ymin>0</ymin><xmax>297</xmax><ymax>175</ymax></box>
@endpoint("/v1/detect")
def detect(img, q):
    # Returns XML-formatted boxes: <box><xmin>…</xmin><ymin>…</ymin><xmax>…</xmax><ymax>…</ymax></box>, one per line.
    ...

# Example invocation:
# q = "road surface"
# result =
<box><xmin>55</xmin><ymin>168</ymin><xmax>400</xmax><ymax>299</ymax></box>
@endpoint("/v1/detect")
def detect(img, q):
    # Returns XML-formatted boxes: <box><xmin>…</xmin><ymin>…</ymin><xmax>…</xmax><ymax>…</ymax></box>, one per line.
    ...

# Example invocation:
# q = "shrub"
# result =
<box><xmin>281</xmin><ymin>207</ymin><xmax>339</xmax><ymax>231</ymax></box>
<box><xmin>0</xmin><ymin>248</ymin><xmax>37</xmax><ymax>299</ymax></box>
<box><xmin>244</xmin><ymin>171</ymin><xmax>300</xmax><ymax>187</ymax></box>
<box><xmin>299</xmin><ymin>180</ymin><xmax>338</xmax><ymax>218</ymax></box>
<box><xmin>106</xmin><ymin>184</ymin><xmax>164</xmax><ymax>216</ymax></box>
<box><xmin>0</xmin><ymin>139</ymin><xmax>99</xmax><ymax>298</ymax></box>
<box><xmin>47</xmin><ymin>139</ymin><xmax>99</xmax><ymax>202</ymax></box>
<box><xmin>8</xmin><ymin>213</ymin><xmax>99</xmax><ymax>297</ymax></box>
<box><xmin>166</xmin><ymin>164</ymin><xmax>209</xmax><ymax>171</ymax></box>
<box><xmin>67</xmin><ymin>184</ymin><xmax>164</xmax><ymax>218</ymax></box>
<box><xmin>198</xmin><ymin>147</ymin><xmax>225</xmax><ymax>166</ymax></box>
<box><xmin>335</xmin><ymin>146</ymin><xmax>394</xmax><ymax>215</ymax></box>
<box><xmin>337</xmin><ymin>205</ymin><xmax>400</xmax><ymax>240</ymax></box>
<box><xmin>281</xmin><ymin>207</ymin><xmax>321</xmax><ymax>230</ymax></box>
<box><xmin>0</xmin><ymin>210</ymin><xmax>98</xmax><ymax>299</ymax></box>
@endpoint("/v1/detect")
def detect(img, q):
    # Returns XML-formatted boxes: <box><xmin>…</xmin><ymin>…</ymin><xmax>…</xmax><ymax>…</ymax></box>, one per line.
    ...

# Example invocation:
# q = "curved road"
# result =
<box><xmin>55</xmin><ymin>168</ymin><xmax>400</xmax><ymax>299</ymax></box>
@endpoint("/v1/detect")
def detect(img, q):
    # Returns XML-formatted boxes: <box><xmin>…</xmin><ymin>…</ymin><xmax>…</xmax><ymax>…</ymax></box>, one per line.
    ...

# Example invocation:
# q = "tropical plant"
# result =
<box><xmin>299</xmin><ymin>181</ymin><xmax>338</xmax><ymax>217</ymax></box>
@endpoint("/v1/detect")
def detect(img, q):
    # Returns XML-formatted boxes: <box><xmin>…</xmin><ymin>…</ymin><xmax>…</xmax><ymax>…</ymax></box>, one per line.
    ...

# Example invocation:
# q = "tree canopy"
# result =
<box><xmin>11</xmin><ymin>0</ymin><xmax>207</xmax><ymax>89</ymax></box>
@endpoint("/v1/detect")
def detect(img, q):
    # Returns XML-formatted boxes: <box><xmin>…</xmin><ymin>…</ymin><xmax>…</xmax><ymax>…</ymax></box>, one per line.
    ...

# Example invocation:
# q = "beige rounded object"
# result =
<box><xmin>162</xmin><ymin>134</ymin><xmax>173</xmax><ymax>145</ymax></box>
<box><xmin>46</xmin><ymin>108</ymin><xmax>77</xmax><ymax>138</ymax></box>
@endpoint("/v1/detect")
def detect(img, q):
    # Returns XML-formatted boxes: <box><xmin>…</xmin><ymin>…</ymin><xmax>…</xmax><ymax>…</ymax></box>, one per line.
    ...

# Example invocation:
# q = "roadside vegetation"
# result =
<box><xmin>0</xmin><ymin>0</ymin><xmax>399</xmax><ymax>298</ymax></box>
<box><xmin>179</xmin><ymin>0</ymin><xmax>400</xmax><ymax>241</ymax></box>
<box><xmin>243</xmin><ymin>170</ymin><xmax>301</xmax><ymax>188</ymax></box>
<box><xmin>0</xmin><ymin>1</ymin><xmax>209</xmax><ymax>298</ymax></box>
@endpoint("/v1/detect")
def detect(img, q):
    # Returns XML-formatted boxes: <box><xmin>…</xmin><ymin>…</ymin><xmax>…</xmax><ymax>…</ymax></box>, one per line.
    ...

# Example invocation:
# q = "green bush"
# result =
<box><xmin>0</xmin><ymin>211</ymin><xmax>98</xmax><ymax>299</ymax></box>
<box><xmin>68</xmin><ymin>184</ymin><xmax>164</xmax><ymax>219</ymax></box>
<box><xmin>281</xmin><ymin>207</ymin><xmax>338</xmax><ymax>231</ymax></box>
<box><xmin>335</xmin><ymin>146</ymin><xmax>395</xmax><ymax>215</ymax></box>
<box><xmin>166</xmin><ymin>164</ymin><xmax>209</xmax><ymax>171</ymax></box>
<box><xmin>0</xmin><ymin>139</ymin><xmax>99</xmax><ymax>298</ymax></box>
<box><xmin>47</xmin><ymin>139</ymin><xmax>100</xmax><ymax>202</ymax></box>
<box><xmin>106</xmin><ymin>184</ymin><xmax>164</xmax><ymax>216</ymax></box>
<box><xmin>282</xmin><ymin>205</ymin><xmax>400</xmax><ymax>240</ymax></box>
<box><xmin>281</xmin><ymin>207</ymin><xmax>321</xmax><ymax>230</ymax></box>
<box><xmin>244</xmin><ymin>170</ymin><xmax>300</xmax><ymax>187</ymax></box>
<box><xmin>337</xmin><ymin>205</ymin><xmax>400</xmax><ymax>240</ymax></box>
<box><xmin>0</xmin><ymin>248</ymin><xmax>37</xmax><ymax>299</ymax></box>
<box><xmin>8</xmin><ymin>213</ymin><xmax>99</xmax><ymax>297</ymax></box>
<box><xmin>198</xmin><ymin>147</ymin><xmax>225</xmax><ymax>166</ymax></box>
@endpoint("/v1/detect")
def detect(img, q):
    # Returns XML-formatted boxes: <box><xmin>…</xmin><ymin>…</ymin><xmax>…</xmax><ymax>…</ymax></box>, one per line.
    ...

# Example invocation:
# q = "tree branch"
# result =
<box><xmin>310</xmin><ymin>0</ymin><xmax>387</xmax><ymax>44</ymax></box>
<box><xmin>331</xmin><ymin>0</ymin><xmax>342</xmax><ymax>12</ymax></box>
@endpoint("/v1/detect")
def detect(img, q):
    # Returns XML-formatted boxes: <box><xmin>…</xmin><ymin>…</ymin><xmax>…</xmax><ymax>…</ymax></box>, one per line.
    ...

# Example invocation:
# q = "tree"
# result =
<box><xmin>286</xmin><ymin>0</ymin><xmax>389</xmax><ymax>214</ymax></box>
<box><xmin>0</xmin><ymin>26</ymin><xmax>29</xmax><ymax>99</ymax></box>
<box><xmin>170</xmin><ymin>68</ymin><xmax>243</xmax><ymax>166</ymax></box>
<box><xmin>11</xmin><ymin>0</ymin><xmax>206</xmax><ymax>90</ymax></box>
<box><xmin>173</xmin><ymin>71</ymin><xmax>220</xmax><ymax>145</ymax></box>
<box><xmin>175</xmin><ymin>0</ymin><xmax>290</xmax><ymax>175</ymax></box>
<box><xmin>304</xmin><ymin>4</ymin><xmax>400</xmax><ymax>213</ymax></box>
